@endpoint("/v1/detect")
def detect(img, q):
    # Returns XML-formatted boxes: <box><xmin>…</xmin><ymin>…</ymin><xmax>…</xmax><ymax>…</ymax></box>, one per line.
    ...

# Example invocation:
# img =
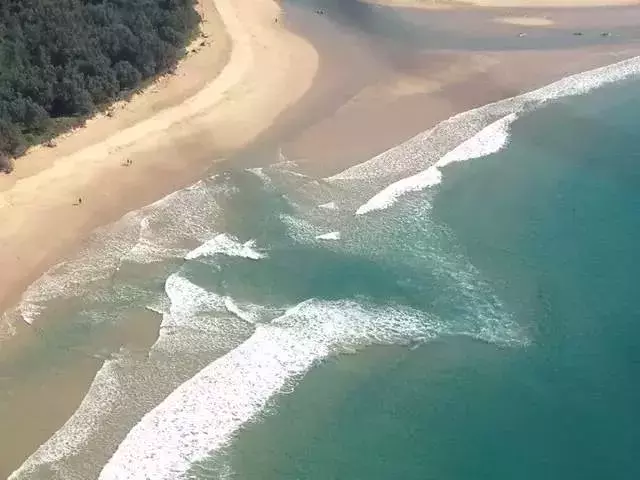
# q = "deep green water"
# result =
<box><xmin>200</xmin><ymin>81</ymin><xmax>640</xmax><ymax>479</ymax></box>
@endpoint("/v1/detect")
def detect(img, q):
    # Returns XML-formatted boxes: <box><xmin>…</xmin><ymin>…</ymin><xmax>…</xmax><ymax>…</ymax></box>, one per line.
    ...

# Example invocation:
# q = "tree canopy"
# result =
<box><xmin>0</xmin><ymin>0</ymin><xmax>201</xmax><ymax>157</ymax></box>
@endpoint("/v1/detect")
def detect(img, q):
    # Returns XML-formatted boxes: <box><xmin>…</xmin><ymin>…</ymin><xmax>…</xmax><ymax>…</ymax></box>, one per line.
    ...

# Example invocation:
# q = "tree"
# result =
<box><xmin>0</xmin><ymin>0</ymin><xmax>202</xmax><ymax>157</ymax></box>
<box><xmin>114</xmin><ymin>60</ymin><xmax>141</xmax><ymax>90</ymax></box>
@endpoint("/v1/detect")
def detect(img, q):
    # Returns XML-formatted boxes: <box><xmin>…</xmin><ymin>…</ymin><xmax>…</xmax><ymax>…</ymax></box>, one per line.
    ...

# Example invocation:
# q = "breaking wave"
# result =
<box><xmin>331</xmin><ymin>56</ymin><xmax>640</xmax><ymax>205</ymax></box>
<box><xmin>99</xmin><ymin>297</ymin><xmax>521</xmax><ymax>480</ymax></box>
<box><xmin>356</xmin><ymin>113</ymin><xmax>517</xmax><ymax>215</ymax></box>
<box><xmin>9</xmin><ymin>353</ymin><xmax>127</xmax><ymax>479</ymax></box>
<box><xmin>185</xmin><ymin>234</ymin><xmax>266</xmax><ymax>261</ymax></box>
<box><xmin>315</xmin><ymin>231</ymin><xmax>341</xmax><ymax>241</ymax></box>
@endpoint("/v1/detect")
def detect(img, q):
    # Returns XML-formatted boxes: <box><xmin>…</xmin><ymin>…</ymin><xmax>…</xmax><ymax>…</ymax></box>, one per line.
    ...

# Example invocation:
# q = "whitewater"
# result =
<box><xmin>331</xmin><ymin>55</ymin><xmax>640</xmax><ymax>216</ymax></box>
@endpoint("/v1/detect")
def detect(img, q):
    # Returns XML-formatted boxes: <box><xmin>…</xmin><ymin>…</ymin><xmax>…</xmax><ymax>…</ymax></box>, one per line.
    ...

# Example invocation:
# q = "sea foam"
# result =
<box><xmin>100</xmin><ymin>289</ymin><xmax>526</xmax><ymax>480</ymax></box>
<box><xmin>318</xmin><ymin>201</ymin><xmax>338</xmax><ymax>210</ymax></box>
<box><xmin>99</xmin><ymin>300</ymin><xmax>439</xmax><ymax>480</ymax></box>
<box><xmin>153</xmin><ymin>274</ymin><xmax>230</xmax><ymax>354</ymax></box>
<box><xmin>15</xmin><ymin>179</ymin><xmax>222</xmax><ymax>325</ymax></box>
<box><xmin>332</xmin><ymin>56</ymin><xmax>640</xmax><ymax>214</ymax></box>
<box><xmin>10</xmin><ymin>275</ymin><xmax>252</xmax><ymax>480</ymax></box>
<box><xmin>315</xmin><ymin>231</ymin><xmax>341</xmax><ymax>241</ymax></box>
<box><xmin>9</xmin><ymin>354</ymin><xmax>127</xmax><ymax>479</ymax></box>
<box><xmin>355</xmin><ymin>113</ymin><xmax>517</xmax><ymax>215</ymax></box>
<box><xmin>185</xmin><ymin>234</ymin><xmax>267</xmax><ymax>261</ymax></box>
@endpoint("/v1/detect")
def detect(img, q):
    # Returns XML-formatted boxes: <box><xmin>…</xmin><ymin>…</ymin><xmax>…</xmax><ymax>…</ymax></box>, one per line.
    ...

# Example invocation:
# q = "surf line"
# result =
<box><xmin>330</xmin><ymin>55</ymin><xmax>640</xmax><ymax>216</ymax></box>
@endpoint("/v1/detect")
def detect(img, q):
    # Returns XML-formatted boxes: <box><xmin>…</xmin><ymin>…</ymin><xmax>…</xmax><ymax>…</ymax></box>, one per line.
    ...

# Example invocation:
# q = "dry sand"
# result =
<box><xmin>0</xmin><ymin>0</ymin><xmax>318</xmax><ymax>313</ymax></box>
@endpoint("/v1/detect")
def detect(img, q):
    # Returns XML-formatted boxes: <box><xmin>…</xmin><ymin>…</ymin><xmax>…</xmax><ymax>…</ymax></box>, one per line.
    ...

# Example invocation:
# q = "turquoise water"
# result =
<box><xmin>204</xmin><ymin>80</ymin><xmax>640</xmax><ymax>479</ymax></box>
<box><xmin>5</xmin><ymin>70</ymin><xmax>640</xmax><ymax>479</ymax></box>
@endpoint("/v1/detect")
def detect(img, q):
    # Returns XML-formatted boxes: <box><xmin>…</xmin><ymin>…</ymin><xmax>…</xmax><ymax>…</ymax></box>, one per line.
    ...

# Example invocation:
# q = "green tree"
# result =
<box><xmin>0</xmin><ymin>0</ymin><xmax>201</xmax><ymax>157</ymax></box>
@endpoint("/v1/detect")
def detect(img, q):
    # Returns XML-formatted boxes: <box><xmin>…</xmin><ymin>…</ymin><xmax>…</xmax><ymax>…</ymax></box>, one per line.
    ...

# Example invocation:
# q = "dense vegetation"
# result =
<box><xmin>0</xmin><ymin>0</ymin><xmax>201</xmax><ymax>159</ymax></box>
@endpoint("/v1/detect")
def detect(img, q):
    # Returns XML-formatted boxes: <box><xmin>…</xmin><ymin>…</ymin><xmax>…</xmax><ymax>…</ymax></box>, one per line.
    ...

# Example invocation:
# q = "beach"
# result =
<box><xmin>0</xmin><ymin>0</ymin><xmax>318</xmax><ymax>316</ymax></box>
<box><xmin>1</xmin><ymin>0</ymin><xmax>640</xmax><ymax>477</ymax></box>
<box><xmin>2</xmin><ymin>0</ymin><xmax>640</xmax><ymax>314</ymax></box>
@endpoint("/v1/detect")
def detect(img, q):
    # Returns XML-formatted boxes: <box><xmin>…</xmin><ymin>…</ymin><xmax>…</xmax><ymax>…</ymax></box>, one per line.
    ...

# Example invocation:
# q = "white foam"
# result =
<box><xmin>185</xmin><ymin>234</ymin><xmax>267</xmax><ymax>261</ymax></box>
<box><xmin>10</xmin><ymin>354</ymin><xmax>126</xmax><ymax>479</ymax></box>
<box><xmin>19</xmin><ymin>302</ymin><xmax>43</xmax><ymax>325</ymax></box>
<box><xmin>153</xmin><ymin>274</ymin><xmax>257</xmax><ymax>357</ymax></box>
<box><xmin>328</xmin><ymin>127</ymin><xmax>438</xmax><ymax>182</ymax></box>
<box><xmin>155</xmin><ymin>274</ymin><xmax>226</xmax><ymax>346</ymax></box>
<box><xmin>318</xmin><ymin>201</ymin><xmax>338</xmax><ymax>210</ymax></box>
<box><xmin>355</xmin><ymin>113</ymin><xmax>517</xmax><ymax>215</ymax></box>
<box><xmin>331</xmin><ymin>55</ymin><xmax>640</xmax><ymax>187</ymax></box>
<box><xmin>315</xmin><ymin>231</ymin><xmax>341</xmax><ymax>241</ymax></box>
<box><xmin>145</xmin><ymin>304</ymin><xmax>165</xmax><ymax>316</ymax></box>
<box><xmin>280</xmin><ymin>213</ymin><xmax>323</xmax><ymax>242</ymax></box>
<box><xmin>15</xmin><ymin>178</ymin><xmax>223</xmax><ymax>324</ymax></box>
<box><xmin>246</xmin><ymin>167</ymin><xmax>272</xmax><ymax>187</ymax></box>
<box><xmin>15</xmin><ymin>210</ymin><xmax>144</xmax><ymax>324</ymax></box>
<box><xmin>0</xmin><ymin>311</ymin><xmax>18</xmax><ymax>344</ymax></box>
<box><xmin>99</xmin><ymin>300</ymin><xmax>438</xmax><ymax>480</ymax></box>
<box><xmin>10</xmin><ymin>276</ymin><xmax>251</xmax><ymax>480</ymax></box>
<box><xmin>223</xmin><ymin>297</ymin><xmax>265</xmax><ymax>324</ymax></box>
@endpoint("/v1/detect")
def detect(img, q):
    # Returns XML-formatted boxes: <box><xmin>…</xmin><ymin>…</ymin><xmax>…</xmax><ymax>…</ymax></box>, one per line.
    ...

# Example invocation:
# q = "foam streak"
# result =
<box><xmin>99</xmin><ymin>300</ymin><xmax>436</xmax><ymax>480</ymax></box>
<box><xmin>185</xmin><ymin>234</ymin><xmax>266</xmax><ymax>261</ymax></box>
<box><xmin>356</xmin><ymin>113</ymin><xmax>517</xmax><ymax>215</ymax></box>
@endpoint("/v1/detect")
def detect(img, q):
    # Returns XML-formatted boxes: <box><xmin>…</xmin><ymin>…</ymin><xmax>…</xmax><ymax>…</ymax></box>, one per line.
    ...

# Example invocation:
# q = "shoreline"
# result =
<box><xmin>0</xmin><ymin>0</ymin><xmax>318</xmax><ymax>316</ymax></box>
<box><xmin>2</xmin><ymin>0</ymin><xmax>640</xmax><ymax>475</ymax></box>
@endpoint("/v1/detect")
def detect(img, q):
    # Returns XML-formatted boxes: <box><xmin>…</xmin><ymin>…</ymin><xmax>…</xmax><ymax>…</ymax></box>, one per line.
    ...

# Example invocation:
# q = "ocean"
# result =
<box><xmin>2</xmin><ymin>58</ymin><xmax>640</xmax><ymax>479</ymax></box>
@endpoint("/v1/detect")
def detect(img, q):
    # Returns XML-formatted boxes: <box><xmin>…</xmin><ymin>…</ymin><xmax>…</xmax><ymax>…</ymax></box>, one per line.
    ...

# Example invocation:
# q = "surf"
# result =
<box><xmin>185</xmin><ymin>234</ymin><xmax>267</xmax><ymax>261</ymax></box>
<box><xmin>98</xmin><ymin>300</ymin><xmax>438</xmax><ymax>480</ymax></box>
<box><xmin>356</xmin><ymin>113</ymin><xmax>518</xmax><ymax>215</ymax></box>
<box><xmin>9</xmin><ymin>55</ymin><xmax>640</xmax><ymax>480</ymax></box>
<box><xmin>332</xmin><ymin>56</ymin><xmax>640</xmax><ymax>216</ymax></box>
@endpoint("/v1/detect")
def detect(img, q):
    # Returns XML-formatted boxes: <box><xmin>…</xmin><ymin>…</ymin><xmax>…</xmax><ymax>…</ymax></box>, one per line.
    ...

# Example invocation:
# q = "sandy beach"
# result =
<box><xmin>0</xmin><ymin>0</ymin><xmax>318</xmax><ymax>315</ymax></box>
<box><xmin>2</xmin><ymin>0</ymin><xmax>639</xmax><ymax>321</ymax></box>
<box><xmin>1</xmin><ymin>0</ymin><xmax>640</xmax><ymax>476</ymax></box>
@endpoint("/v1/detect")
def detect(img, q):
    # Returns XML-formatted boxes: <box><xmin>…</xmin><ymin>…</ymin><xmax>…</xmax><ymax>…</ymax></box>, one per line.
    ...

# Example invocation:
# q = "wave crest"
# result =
<box><xmin>185</xmin><ymin>234</ymin><xmax>266</xmax><ymax>261</ymax></box>
<box><xmin>356</xmin><ymin>113</ymin><xmax>517</xmax><ymax>215</ymax></box>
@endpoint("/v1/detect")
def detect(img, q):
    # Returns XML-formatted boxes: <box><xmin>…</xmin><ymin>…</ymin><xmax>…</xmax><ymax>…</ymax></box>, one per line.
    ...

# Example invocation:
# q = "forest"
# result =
<box><xmin>0</xmin><ymin>0</ymin><xmax>201</xmax><ymax>162</ymax></box>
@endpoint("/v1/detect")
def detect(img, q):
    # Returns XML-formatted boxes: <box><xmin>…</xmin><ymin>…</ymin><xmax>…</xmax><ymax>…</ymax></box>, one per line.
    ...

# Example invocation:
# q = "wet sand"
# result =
<box><xmin>240</xmin><ymin>1</ymin><xmax>640</xmax><ymax>174</ymax></box>
<box><xmin>2</xmin><ymin>0</ymin><xmax>640</xmax><ymax>476</ymax></box>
